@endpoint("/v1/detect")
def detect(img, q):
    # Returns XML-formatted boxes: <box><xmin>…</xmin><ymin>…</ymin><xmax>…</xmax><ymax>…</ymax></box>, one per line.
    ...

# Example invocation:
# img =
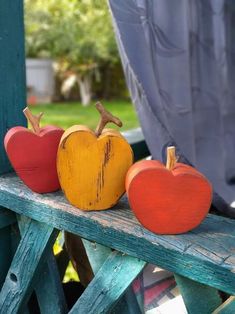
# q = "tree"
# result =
<box><xmin>25</xmin><ymin>0</ymin><xmax>119</xmax><ymax>105</ymax></box>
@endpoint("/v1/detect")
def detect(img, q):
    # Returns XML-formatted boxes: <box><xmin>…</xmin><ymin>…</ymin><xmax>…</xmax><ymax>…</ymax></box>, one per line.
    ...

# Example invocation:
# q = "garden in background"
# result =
<box><xmin>30</xmin><ymin>101</ymin><xmax>139</xmax><ymax>131</ymax></box>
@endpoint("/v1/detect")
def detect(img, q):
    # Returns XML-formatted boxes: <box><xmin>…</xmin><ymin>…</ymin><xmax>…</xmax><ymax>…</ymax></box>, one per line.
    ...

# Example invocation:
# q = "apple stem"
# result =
<box><xmin>166</xmin><ymin>146</ymin><xmax>177</xmax><ymax>170</ymax></box>
<box><xmin>23</xmin><ymin>107</ymin><xmax>43</xmax><ymax>134</ymax></box>
<box><xmin>95</xmin><ymin>102</ymin><xmax>123</xmax><ymax>137</ymax></box>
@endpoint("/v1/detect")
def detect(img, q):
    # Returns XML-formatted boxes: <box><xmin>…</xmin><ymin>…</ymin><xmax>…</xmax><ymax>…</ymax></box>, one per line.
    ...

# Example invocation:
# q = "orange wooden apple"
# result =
<box><xmin>57</xmin><ymin>102</ymin><xmax>133</xmax><ymax>210</ymax></box>
<box><xmin>4</xmin><ymin>107</ymin><xmax>64</xmax><ymax>193</ymax></box>
<box><xmin>126</xmin><ymin>147</ymin><xmax>212</xmax><ymax>234</ymax></box>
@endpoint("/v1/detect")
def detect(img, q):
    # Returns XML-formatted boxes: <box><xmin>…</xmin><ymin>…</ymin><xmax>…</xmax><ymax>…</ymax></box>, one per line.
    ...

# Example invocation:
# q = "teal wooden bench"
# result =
<box><xmin>1</xmin><ymin>2</ymin><xmax>235</xmax><ymax>313</ymax></box>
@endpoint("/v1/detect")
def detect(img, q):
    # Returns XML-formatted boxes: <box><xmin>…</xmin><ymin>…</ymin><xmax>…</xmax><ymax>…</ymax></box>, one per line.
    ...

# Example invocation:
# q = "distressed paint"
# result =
<box><xmin>0</xmin><ymin>218</ymin><xmax>58</xmax><ymax>313</ymax></box>
<box><xmin>1</xmin><ymin>174</ymin><xmax>235</xmax><ymax>295</ymax></box>
<box><xmin>17</xmin><ymin>216</ymin><xmax>68</xmax><ymax>314</ymax></box>
<box><xmin>0</xmin><ymin>0</ymin><xmax>27</xmax><ymax>174</ymax></box>
<box><xmin>69</xmin><ymin>251</ymin><xmax>145</xmax><ymax>314</ymax></box>
<box><xmin>82</xmin><ymin>239</ymin><xmax>143</xmax><ymax>313</ymax></box>
<box><xmin>57</xmin><ymin>126</ymin><xmax>133</xmax><ymax>210</ymax></box>
<box><xmin>5</xmin><ymin>125</ymin><xmax>64</xmax><ymax>193</ymax></box>
<box><xmin>175</xmin><ymin>274</ymin><xmax>222</xmax><ymax>314</ymax></box>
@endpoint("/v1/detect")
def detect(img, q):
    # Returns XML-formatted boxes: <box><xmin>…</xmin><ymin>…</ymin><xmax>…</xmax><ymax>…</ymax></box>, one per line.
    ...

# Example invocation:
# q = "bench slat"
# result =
<box><xmin>0</xmin><ymin>174</ymin><xmax>235</xmax><ymax>295</ymax></box>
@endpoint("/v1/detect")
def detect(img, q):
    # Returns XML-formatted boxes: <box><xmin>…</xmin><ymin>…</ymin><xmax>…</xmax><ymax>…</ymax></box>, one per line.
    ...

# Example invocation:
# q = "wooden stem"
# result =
<box><xmin>95</xmin><ymin>102</ymin><xmax>123</xmax><ymax>137</ymax></box>
<box><xmin>166</xmin><ymin>146</ymin><xmax>177</xmax><ymax>170</ymax></box>
<box><xmin>23</xmin><ymin>107</ymin><xmax>43</xmax><ymax>134</ymax></box>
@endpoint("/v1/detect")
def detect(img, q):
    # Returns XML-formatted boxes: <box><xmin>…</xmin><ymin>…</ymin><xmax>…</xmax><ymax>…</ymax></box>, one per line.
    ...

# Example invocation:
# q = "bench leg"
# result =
<box><xmin>82</xmin><ymin>239</ymin><xmax>144</xmax><ymax>313</ymax></box>
<box><xmin>69</xmin><ymin>250</ymin><xmax>146</xmax><ymax>314</ymax></box>
<box><xmin>17</xmin><ymin>215</ymin><xmax>68</xmax><ymax>314</ymax></box>
<box><xmin>212</xmin><ymin>296</ymin><xmax>235</xmax><ymax>314</ymax></box>
<box><xmin>0</xmin><ymin>218</ymin><xmax>58</xmax><ymax>313</ymax></box>
<box><xmin>175</xmin><ymin>274</ymin><xmax>222</xmax><ymax>314</ymax></box>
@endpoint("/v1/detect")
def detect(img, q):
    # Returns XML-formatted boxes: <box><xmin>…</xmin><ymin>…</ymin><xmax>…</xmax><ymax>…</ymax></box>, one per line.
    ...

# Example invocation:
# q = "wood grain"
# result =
<box><xmin>0</xmin><ymin>174</ymin><xmax>235</xmax><ymax>295</ymax></box>
<box><xmin>57</xmin><ymin>126</ymin><xmax>133</xmax><ymax>210</ymax></box>
<box><xmin>69</xmin><ymin>251</ymin><xmax>145</xmax><ymax>314</ymax></box>
<box><xmin>0</xmin><ymin>0</ymin><xmax>27</xmax><ymax>174</ymax></box>
<box><xmin>0</xmin><ymin>218</ymin><xmax>58</xmax><ymax>313</ymax></box>
<box><xmin>17</xmin><ymin>215</ymin><xmax>68</xmax><ymax>314</ymax></box>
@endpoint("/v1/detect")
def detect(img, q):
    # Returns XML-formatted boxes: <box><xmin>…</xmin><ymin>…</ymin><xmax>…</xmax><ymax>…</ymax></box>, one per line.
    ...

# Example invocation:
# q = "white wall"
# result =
<box><xmin>26</xmin><ymin>58</ymin><xmax>55</xmax><ymax>103</ymax></box>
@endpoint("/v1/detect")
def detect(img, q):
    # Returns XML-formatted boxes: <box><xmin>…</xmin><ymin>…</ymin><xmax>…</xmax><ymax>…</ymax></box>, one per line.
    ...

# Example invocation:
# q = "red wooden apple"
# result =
<box><xmin>126</xmin><ymin>147</ymin><xmax>212</xmax><ymax>234</ymax></box>
<box><xmin>4</xmin><ymin>107</ymin><xmax>64</xmax><ymax>193</ymax></box>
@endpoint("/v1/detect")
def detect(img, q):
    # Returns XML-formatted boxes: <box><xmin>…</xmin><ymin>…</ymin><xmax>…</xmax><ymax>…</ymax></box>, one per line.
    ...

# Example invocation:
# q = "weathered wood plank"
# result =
<box><xmin>175</xmin><ymin>274</ymin><xmax>222</xmax><ymax>314</ymax></box>
<box><xmin>213</xmin><ymin>296</ymin><xmax>235</xmax><ymax>314</ymax></box>
<box><xmin>0</xmin><ymin>0</ymin><xmax>27</xmax><ymax>174</ymax></box>
<box><xmin>1</xmin><ymin>174</ymin><xmax>235</xmax><ymax>295</ymax></box>
<box><xmin>17</xmin><ymin>216</ymin><xmax>68</xmax><ymax>314</ymax></box>
<box><xmin>0</xmin><ymin>207</ymin><xmax>16</xmax><ymax>228</ymax></box>
<box><xmin>82</xmin><ymin>239</ymin><xmax>143</xmax><ymax>314</ymax></box>
<box><xmin>0</xmin><ymin>218</ymin><xmax>58</xmax><ymax>313</ymax></box>
<box><xmin>69</xmin><ymin>251</ymin><xmax>146</xmax><ymax>314</ymax></box>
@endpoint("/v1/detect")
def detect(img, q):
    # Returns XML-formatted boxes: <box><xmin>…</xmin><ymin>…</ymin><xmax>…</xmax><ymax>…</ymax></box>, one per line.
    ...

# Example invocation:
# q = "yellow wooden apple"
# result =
<box><xmin>57</xmin><ymin>102</ymin><xmax>133</xmax><ymax>210</ymax></box>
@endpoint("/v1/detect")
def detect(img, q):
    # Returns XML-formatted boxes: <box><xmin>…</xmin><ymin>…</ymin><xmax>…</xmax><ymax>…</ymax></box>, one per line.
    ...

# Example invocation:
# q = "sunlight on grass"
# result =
<box><xmin>30</xmin><ymin>100</ymin><xmax>139</xmax><ymax>131</ymax></box>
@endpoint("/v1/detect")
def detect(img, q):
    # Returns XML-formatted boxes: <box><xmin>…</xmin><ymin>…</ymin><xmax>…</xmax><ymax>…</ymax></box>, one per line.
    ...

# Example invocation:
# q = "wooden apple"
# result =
<box><xmin>126</xmin><ymin>147</ymin><xmax>212</xmax><ymax>234</ymax></box>
<box><xmin>4</xmin><ymin>107</ymin><xmax>64</xmax><ymax>193</ymax></box>
<box><xmin>57</xmin><ymin>102</ymin><xmax>133</xmax><ymax>210</ymax></box>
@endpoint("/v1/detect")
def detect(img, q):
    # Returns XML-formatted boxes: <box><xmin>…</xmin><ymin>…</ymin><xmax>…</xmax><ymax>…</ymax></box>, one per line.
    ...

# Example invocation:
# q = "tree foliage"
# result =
<box><xmin>25</xmin><ymin>0</ymin><xmax>121</xmax><ymax>105</ymax></box>
<box><xmin>25</xmin><ymin>0</ymin><xmax>118</xmax><ymax>63</ymax></box>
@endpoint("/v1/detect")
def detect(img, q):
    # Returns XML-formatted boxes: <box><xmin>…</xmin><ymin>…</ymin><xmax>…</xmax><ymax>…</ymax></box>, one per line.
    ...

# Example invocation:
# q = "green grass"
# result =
<box><xmin>30</xmin><ymin>100</ymin><xmax>139</xmax><ymax>131</ymax></box>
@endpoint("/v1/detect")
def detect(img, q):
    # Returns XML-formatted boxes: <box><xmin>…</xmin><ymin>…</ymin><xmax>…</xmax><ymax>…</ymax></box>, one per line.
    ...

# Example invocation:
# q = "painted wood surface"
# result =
<box><xmin>5</xmin><ymin>123</ymin><xmax>64</xmax><ymax>193</ymax></box>
<box><xmin>1</xmin><ymin>175</ymin><xmax>235</xmax><ymax>295</ymax></box>
<box><xmin>69</xmin><ymin>251</ymin><xmax>145</xmax><ymax>314</ymax></box>
<box><xmin>17</xmin><ymin>215</ymin><xmax>67</xmax><ymax>314</ymax></box>
<box><xmin>175</xmin><ymin>274</ymin><xmax>222</xmax><ymax>314</ymax></box>
<box><xmin>34</xmin><ymin>251</ymin><xmax>68</xmax><ymax>314</ymax></box>
<box><xmin>82</xmin><ymin>240</ymin><xmax>143</xmax><ymax>314</ymax></box>
<box><xmin>0</xmin><ymin>218</ymin><xmax>58</xmax><ymax>313</ymax></box>
<box><xmin>0</xmin><ymin>0</ymin><xmax>27</xmax><ymax>174</ymax></box>
<box><xmin>213</xmin><ymin>296</ymin><xmax>235</xmax><ymax>314</ymax></box>
<box><xmin>126</xmin><ymin>159</ymin><xmax>212</xmax><ymax>234</ymax></box>
<box><xmin>57</xmin><ymin>126</ymin><xmax>133</xmax><ymax>210</ymax></box>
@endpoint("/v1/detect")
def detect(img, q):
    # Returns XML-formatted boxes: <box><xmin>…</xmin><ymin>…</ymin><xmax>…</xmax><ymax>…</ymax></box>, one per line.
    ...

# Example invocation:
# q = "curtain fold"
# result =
<box><xmin>109</xmin><ymin>0</ymin><xmax>235</xmax><ymax>214</ymax></box>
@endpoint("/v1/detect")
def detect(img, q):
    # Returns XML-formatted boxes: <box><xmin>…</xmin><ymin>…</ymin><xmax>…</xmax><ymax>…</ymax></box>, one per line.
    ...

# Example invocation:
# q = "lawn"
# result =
<box><xmin>30</xmin><ymin>100</ymin><xmax>139</xmax><ymax>131</ymax></box>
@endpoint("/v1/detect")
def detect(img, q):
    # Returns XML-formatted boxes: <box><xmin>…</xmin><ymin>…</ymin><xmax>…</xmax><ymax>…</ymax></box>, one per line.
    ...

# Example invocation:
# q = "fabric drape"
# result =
<box><xmin>109</xmin><ymin>0</ymin><xmax>235</xmax><ymax>215</ymax></box>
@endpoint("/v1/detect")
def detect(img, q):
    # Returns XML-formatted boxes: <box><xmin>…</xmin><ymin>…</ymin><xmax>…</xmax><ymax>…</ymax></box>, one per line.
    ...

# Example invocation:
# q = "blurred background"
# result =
<box><xmin>24</xmin><ymin>0</ymin><xmax>139</xmax><ymax>130</ymax></box>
